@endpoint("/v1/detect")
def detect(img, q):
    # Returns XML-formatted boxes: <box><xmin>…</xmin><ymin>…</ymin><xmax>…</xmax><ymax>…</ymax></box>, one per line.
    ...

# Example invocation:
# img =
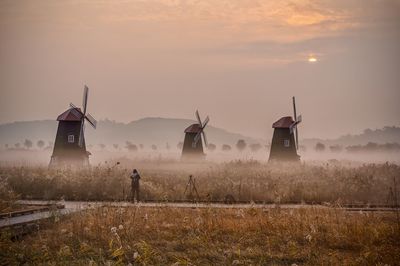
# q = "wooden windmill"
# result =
<box><xmin>268</xmin><ymin>97</ymin><xmax>302</xmax><ymax>162</ymax></box>
<box><xmin>181</xmin><ymin>110</ymin><xmax>209</xmax><ymax>160</ymax></box>
<box><xmin>50</xmin><ymin>85</ymin><xmax>97</xmax><ymax>167</ymax></box>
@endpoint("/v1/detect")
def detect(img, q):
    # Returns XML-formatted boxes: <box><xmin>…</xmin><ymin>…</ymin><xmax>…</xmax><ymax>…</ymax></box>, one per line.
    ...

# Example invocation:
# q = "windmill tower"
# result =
<box><xmin>268</xmin><ymin>97</ymin><xmax>302</xmax><ymax>162</ymax></box>
<box><xmin>50</xmin><ymin>86</ymin><xmax>97</xmax><ymax>167</ymax></box>
<box><xmin>181</xmin><ymin>110</ymin><xmax>209</xmax><ymax>160</ymax></box>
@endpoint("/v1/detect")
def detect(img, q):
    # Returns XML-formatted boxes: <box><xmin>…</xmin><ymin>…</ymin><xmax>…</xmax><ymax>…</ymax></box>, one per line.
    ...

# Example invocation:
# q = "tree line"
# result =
<box><xmin>3</xmin><ymin>139</ymin><xmax>266</xmax><ymax>153</ymax></box>
<box><xmin>314</xmin><ymin>142</ymin><xmax>400</xmax><ymax>153</ymax></box>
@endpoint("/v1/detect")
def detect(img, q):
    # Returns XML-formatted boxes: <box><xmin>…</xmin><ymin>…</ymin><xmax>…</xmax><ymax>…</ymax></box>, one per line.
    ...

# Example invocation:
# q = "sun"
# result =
<box><xmin>308</xmin><ymin>56</ymin><xmax>317</xmax><ymax>62</ymax></box>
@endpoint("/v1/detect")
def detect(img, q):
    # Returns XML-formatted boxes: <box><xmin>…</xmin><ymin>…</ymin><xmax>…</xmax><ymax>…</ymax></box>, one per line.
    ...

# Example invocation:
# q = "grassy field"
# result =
<box><xmin>1</xmin><ymin>206</ymin><xmax>399</xmax><ymax>265</ymax></box>
<box><xmin>1</xmin><ymin>160</ymin><xmax>400</xmax><ymax>265</ymax></box>
<box><xmin>0</xmin><ymin>160</ymin><xmax>399</xmax><ymax>205</ymax></box>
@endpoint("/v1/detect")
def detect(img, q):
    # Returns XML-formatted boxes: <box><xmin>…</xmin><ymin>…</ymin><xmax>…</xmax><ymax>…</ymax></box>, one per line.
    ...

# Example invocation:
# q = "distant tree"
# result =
<box><xmin>222</xmin><ymin>144</ymin><xmax>232</xmax><ymax>151</ymax></box>
<box><xmin>166</xmin><ymin>142</ymin><xmax>170</xmax><ymax>150</ymax></box>
<box><xmin>4</xmin><ymin>144</ymin><xmax>8</xmax><ymax>149</ymax></box>
<box><xmin>363</xmin><ymin>128</ymin><xmax>373</xmax><ymax>135</ymax></box>
<box><xmin>37</xmin><ymin>140</ymin><xmax>45</xmax><ymax>149</ymax></box>
<box><xmin>315</xmin><ymin>142</ymin><xmax>325</xmax><ymax>152</ymax></box>
<box><xmin>99</xmin><ymin>144</ymin><xmax>106</xmax><ymax>150</ymax></box>
<box><xmin>125</xmin><ymin>141</ymin><xmax>138</xmax><ymax>152</ymax></box>
<box><xmin>207</xmin><ymin>143</ymin><xmax>216</xmax><ymax>151</ymax></box>
<box><xmin>381</xmin><ymin>142</ymin><xmax>400</xmax><ymax>152</ymax></box>
<box><xmin>139</xmin><ymin>144</ymin><xmax>144</xmax><ymax>150</ymax></box>
<box><xmin>151</xmin><ymin>144</ymin><xmax>157</xmax><ymax>151</ymax></box>
<box><xmin>177</xmin><ymin>142</ymin><xmax>183</xmax><ymax>150</ymax></box>
<box><xmin>249</xmin><ymin>143</ymin><xmax>262</xmax><ymax>152</ymax></box>
<box><xmin>345</xmin><ymin>142</ymin><xmax>400</xmax><ymax>153</ymax></box>
<box><xmin>236</xmin><ymin>139</ymin><xmax>247</xmax><ymax>152</ymax></box>
<box><xmin>14</xmin><ymin>143</ymin><xmax>20</xmax><ymax>149</ymax></box>
<box><xmin>329</xmin><ymin>145</ymin><xmax>343</xmax><ymax>153</ymax></box>
<box><xmin>365</xmin><ymin>142</ymin><xmax>379</xmax><ymax>151</ymax></box>
<box><xmin>24</xmin><ymin>139</ymin><xmax>33</xmax><ymax>149</ymax></box>
<box><xmin>113</xmin><ymin>144</ymin><xmax>119</xmax><ymax>150</ymax></box>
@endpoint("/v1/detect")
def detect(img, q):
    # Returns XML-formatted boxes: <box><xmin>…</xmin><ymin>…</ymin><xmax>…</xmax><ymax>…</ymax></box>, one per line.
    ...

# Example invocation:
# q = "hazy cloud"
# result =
<box><xmin>0</xmin><ymin>0</ymin><xmax>399</xmax><ymax>139</ymax></box>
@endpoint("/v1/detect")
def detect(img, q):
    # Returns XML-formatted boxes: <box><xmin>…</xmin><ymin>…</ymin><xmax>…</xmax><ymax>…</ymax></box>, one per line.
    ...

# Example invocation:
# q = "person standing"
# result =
<box><xmin>130</xmin><ymin>169</ymin><xmax>141</xmax><ymax>202</ymax></box>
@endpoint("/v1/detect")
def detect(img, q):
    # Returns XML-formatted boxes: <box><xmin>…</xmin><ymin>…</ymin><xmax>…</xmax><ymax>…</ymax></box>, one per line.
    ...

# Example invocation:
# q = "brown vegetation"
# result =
<box><xmin>1</xmin><ymin>206</ymin><xmax>399</xmax><ymax>265</ymax></box>
<box><xmin>0</xmin><ymin>161</ymin><xmax>399</xmax><ymax>204</ymax></box>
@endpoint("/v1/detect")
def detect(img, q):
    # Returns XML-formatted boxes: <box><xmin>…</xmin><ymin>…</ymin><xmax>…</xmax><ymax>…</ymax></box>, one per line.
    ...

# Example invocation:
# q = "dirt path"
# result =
<box><xmin>1</xmin><ymin>200</ymin><xmax>398</xmax><ymax>229</ymax></box>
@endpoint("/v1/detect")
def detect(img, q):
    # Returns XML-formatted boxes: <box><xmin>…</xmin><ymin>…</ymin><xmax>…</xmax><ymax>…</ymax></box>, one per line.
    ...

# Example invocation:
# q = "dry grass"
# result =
<box><xmin>1</xmin><ymin>206</ymin><xmax>399</xmax><ymax>265</ymax></box>
<box><xmin>0</xmin><ymin>160</ymin><xmax>399</xmax><ymax>204</ymax></box>
<box><xmin>1</xmin><ymin>160</ymin><xmax>399</xmax><ymax>265</ymax></box>
<box><xmin>0</xmin><ymin>178</ymin><xmax>19</xmax><ymax>213</ymax></box>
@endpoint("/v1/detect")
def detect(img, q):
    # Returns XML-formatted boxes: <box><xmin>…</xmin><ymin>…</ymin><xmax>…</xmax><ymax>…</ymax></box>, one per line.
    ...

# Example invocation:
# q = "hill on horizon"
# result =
<box><xmin>0</xmin><ymin>117</ymin><xmax>262</xmax><ymax>149</ymax></box>
<box><xmin>302</xmin><ymin>126</ymin><xmax>400</xmax><ymax>147</ymax></box>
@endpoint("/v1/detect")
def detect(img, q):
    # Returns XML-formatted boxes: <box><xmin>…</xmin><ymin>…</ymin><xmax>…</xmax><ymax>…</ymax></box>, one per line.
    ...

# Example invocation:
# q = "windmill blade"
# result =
<box><xmin>292</xmin><ymin>96</ymin><xmax>297</xmax><ymax>121</ymax></box>
<box><xmin>85</xmin><ymin>113</ymin><xmax>97</xmax><ymax>129</ymax></box>
<box><xmin>202</xmin><ymin>131</ymin><xmax>208</xmax><ymax>147</ymax></box>
<box><xmin>202</xmin><ymin>116</ymin><xmax>209</xmax><ymax>129</ymax></box>
<box><xmin>295</xmin><ymin>115</ymin><xmax>302</xmax><ymax>150</ymax></box>
<box><xmin>289</xmin><ymin>121</ymin><xmax>298</xmax><ymax>135</ymax></box>
<box><xmin>195</xmin><ymin>110</ymin><xmax>202</xmax><ymax>127</ymax></box>
<box><xmin>292</xmin><ymin>97</ymin><xmax>299</xmax><ymax>150</ymax></box>
<box><xmin>297</xmin><ymin>115</ymin><xmax>302</xmax><ymax>123</ymax></box>
<box><xmin>78</xmin><ymin>119</ymin><xmax>85</xmax><ymax>147</ymax></box>
<box><xmin>194</xmin><ymin>131</ymin><xmax>201</xmax><ymax>145</ymax></box>
<box><xmin>289</xmin><ymin>121</ymin><xmax>298</xmax><ymax>130</ymax></box>
<box><xmin>70</xmin><ymin>102</ymin><xmax>78</xmax><ymax>110</ymax></box>
<box><xmin>82</xmin><ymin>85</ymin><xmax>89</xmax><ymax>115</ymax></box>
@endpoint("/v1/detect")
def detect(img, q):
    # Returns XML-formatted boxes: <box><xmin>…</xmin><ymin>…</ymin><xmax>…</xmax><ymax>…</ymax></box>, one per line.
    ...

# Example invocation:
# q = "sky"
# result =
<box><xmin>0</xmin><ymin>0</ymin><xmax>399</xmax><ymax>139</ymax></box>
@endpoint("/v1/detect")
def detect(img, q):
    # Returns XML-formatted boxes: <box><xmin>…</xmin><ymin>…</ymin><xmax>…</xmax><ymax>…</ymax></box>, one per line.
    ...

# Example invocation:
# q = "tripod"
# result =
<box><xmin>184</xmin><ymin>175</ymin><xmax>200</xmax><ymax>201</ymax></box>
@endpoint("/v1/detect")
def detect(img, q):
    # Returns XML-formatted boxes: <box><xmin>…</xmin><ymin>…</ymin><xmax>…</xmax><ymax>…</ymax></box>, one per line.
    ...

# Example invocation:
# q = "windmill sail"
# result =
<box><xmin>78</xmin><ymin>121</ymin><xmax>85</xmax><ymax>147</ymax></box>
<box><xmin>195</xmin><ymin>110</ymin><xmax>202</xmax><ymax>128</ymax></box>
<box><xmin>194</xmin><ymin>132</ymin><xmax>201</xmax><ymax>145</ymax></box>
<box><xmin>202</xmin><ymin>131</ymin><xmax>208</xmax><ymax>147</ymax></box>
<box><xmin>85</xmin><ymin>113</ymin><xmax>97</xmax><ymax>129</ymax></box>
<box><xmin>83</xmin><ymin>85</ymin><xmax>89</xmax><ymax>114</ymax></box>
<box><xmin>292</xmin><ymin>96</ymin><xmax>299</xmax><ymax>150</ymax></box>
<box><xmin>202</xmin><ymin>116</ymin><xmax>209</xmax><ymax>147</ymax></box>
<box><xmin>68</xmin><ymin>86</ymin><xmax>97</xmax><ymax>147</ymax></box>
<box><xmin>193</xmin><ymin>111</ymin><xmax>209</xmax><ymax>147</ymax></box>
<box><xmin>202</xmin><ymin>116</ymin><xmax>209</xmax><ymax>128</ymax></box>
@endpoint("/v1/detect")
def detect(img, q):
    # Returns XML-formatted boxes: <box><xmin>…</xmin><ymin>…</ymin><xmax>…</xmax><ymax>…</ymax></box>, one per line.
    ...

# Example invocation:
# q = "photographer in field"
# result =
<box><xmin>130</xmin><ymin>169</ymin><xmax>141</xmax><ymax>202</ymax></box>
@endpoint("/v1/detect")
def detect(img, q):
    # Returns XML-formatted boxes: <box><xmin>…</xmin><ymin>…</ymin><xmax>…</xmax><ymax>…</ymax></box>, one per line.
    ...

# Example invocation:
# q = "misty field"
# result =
<box><xmin>1</xmin><ymin>206</ymin><xmax>399</xmax><ymax>265</ymax></box>
<box><xmin>1</xmin><ymin>160</ymin><xmax>399</xmax><ymax>205</ymax></box>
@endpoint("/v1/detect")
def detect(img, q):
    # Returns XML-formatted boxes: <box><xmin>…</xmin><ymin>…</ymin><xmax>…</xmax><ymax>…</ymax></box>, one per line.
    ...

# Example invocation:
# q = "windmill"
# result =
<box><xmin>268</xmin><ymin>96</ymin><xmax>302</xmax><ymax>162</ymax></box>
<box><xmin>181</xmin><ymin>110</ymin><xmax>209</xmax><ymax>160</ymax></box>
<box><xmin>49</xmin><ymin>85</ymin><xmax>97</xmax><ymax>167</ymax></box>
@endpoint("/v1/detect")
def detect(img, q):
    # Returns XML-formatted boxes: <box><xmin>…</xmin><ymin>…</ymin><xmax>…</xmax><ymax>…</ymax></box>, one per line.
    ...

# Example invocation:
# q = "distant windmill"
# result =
<box><xmin>181</xmin><ymin>110</ymin><xmax>209</xmax><ymax>159</ymax></box>
<box><xmin>268</xmin><ymin>96</ymin><xmax>302</xmax><ymax>162</ymax></box>
<box><xmin>49</xmin><ymin>85</ymin><xmax>97</xmax><ymax>167</ymax></box>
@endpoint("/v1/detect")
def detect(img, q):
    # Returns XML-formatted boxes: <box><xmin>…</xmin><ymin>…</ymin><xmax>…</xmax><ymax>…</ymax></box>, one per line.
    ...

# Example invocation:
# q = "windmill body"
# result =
<box><xmin>50</xmin><ymin>108</ymin><xmax>90</xmax><ymax>166</ymax></box>
<box><xmin>181</xmin><ymin>110</ymin><xmax>209</xmax><ymax>160</ymax></box>
<box><xmin>182</xmin><ymin>124</ymin><xmax>205</xmax><ymax>156</ymax></box>
<box><xmin>268</xmin><ymin>97</ymin><xmax>302</xmax><ymax>162</ymax></box>
<box><xmin>50</xmin><ymin>86</ymin><xmax>97</xmax><ymax>167</ymax></box>
<box><xmin>268</xmin><ymin>116</ymin><xmax>299</xmax><ymax>161</ymax></box>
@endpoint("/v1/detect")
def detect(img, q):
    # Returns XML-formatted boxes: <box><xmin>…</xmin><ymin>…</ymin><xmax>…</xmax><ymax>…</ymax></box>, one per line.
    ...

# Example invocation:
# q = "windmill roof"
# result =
<box><xmin>184</xmin><ymin>123</ymin><xmax>202</xmax><ymax>133</ymax></box>
<box><xmin>57</xmin><ymin>108</ymin><xmax>83</xmax><ymax>121</ymax></box>
<box><xmin>272</xmin><ymin>116</ymin><xmax>294</xmax><ymax>128</ymax></box>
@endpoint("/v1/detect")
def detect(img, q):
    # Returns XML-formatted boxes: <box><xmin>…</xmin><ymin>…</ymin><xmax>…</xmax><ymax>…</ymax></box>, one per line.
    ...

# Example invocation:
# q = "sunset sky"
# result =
<box><xmin>0</xmin><ymin>0</ymin><xmax>399</xmax><ymax>139</ymax></box>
